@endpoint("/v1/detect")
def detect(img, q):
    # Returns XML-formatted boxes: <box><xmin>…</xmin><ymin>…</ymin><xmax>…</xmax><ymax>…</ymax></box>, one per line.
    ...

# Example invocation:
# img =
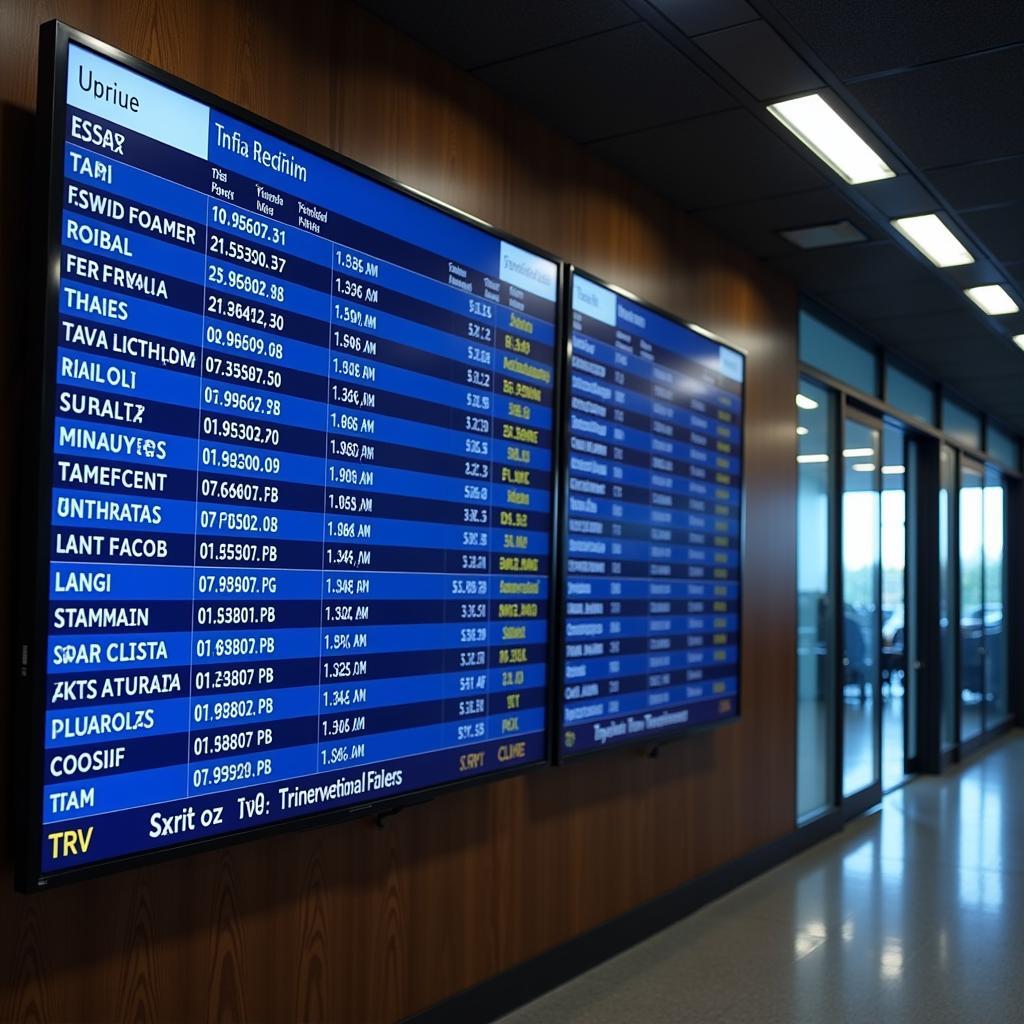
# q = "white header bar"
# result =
<box><xmin>67</xmin><ymin>43</ymin><xmax>209</xmax><ymax>160</ymax></box>
<box><xmin>572</xmin><ymin>276</ymin><xmax>616</xmax><ymax>326</ymax></box>
<box><xmin>499</xmin><ymin>241</ymin><xmax>557</xmax><ymax>303</ymax></box>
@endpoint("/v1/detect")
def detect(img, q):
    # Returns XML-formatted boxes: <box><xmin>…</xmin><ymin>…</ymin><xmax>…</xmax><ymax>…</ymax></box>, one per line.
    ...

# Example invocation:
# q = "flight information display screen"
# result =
<box><xmin>559</xmin><ymin>271</ymin><xmax>743</xmax><ymax>759</ymax></box>
<box><xmin>26</xmin><ymin>26</ymin><xmax>559</xmax><ymax>884</ymax></box>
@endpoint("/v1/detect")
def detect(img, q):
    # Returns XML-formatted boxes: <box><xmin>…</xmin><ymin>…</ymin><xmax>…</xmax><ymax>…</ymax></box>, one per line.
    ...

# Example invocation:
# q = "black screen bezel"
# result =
<box><xmin>16</xmin><ymin>20</ymin><xmax>564</xmax><ymax>891</ymax></box>
<box><xmin>554</xmin><ymin>266</ymin><xmax>746</xmax><ymax>764</ymax></box>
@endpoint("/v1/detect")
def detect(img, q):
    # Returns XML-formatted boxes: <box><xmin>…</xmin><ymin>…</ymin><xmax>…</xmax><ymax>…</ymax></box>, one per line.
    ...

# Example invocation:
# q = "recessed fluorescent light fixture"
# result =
<box><xmin>780</xmin><ymin>220</ymin><xmax>867</xmax><ymax>250</ymax></box>
<box><xmin>892</xmin><ymin>214</ymin><xmax>974</xmax><ymax>268</ymax></box>
<box><xmin>767</xmin><ymin>94</ymin><xmax>895</xmax><ymax>184</ymax></box>
<box><xmin>851</xmin><ymin>463</ymin><xmax>876</xmax><ymax>472</ymax></box>
<box><xmin>842</xmin><ymin>447</ymin><xmax>874</xmax><ymax>458</ymax></box>
<box><xmin>1013</xmin><ymin>334</ymin><xmax>1024</xmax><ymax>350</ymax></box>
<box><xmin>797</xmin><ymin>454</ymin><xmax>829</xmax><ymax>464</ymax></box>
<box><xmin>965</xmin><ymin>284</ymin><xmax>1019</xmax><ymax>316</ymax></box>
<box><xmin>881</xmin><ymin>465</ymin><xmax>906</xmax><ymax>475</ymax></box>
<box><xmin>797</xmin><ymin>426</ymin><xmax>809</xmax><ymax>436</ymax></box>
<box><xmin>796</xmin><ymin>393</ymin><xmax>819</xmax><ymax>410</ymax></box>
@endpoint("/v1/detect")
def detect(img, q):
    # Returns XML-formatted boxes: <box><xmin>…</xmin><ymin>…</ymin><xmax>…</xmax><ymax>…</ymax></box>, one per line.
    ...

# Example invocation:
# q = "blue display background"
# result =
<box><xmin>40</xmin><ymin>40</ymin><xmax>557</xmax><ymax>876</ymax></box>
<box><xmin>560</xmin><ymin>273</ymin><xmax>744</xmax><ymax>757</ymax></box>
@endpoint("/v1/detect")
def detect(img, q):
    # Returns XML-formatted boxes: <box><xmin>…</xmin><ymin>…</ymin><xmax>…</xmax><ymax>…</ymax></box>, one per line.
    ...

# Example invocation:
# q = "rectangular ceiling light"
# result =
<box><xmin>797</xmin><ymin>454</ymin><xmax>829</xmax><ymax>464</ymax></box>
<box><xmin>796</xmin><ymin>393</ymin><xmax>819</xmax><ymax>410</ymax></box>
<box><xmin>965</xmin><ymin>285</ymin><xmax>1019</xmax><ymax>316</ymax></box>
<box><xmin>767</xmin><ymin>94</ymin><xmax>895</xmax><ymax>184</ymax></box>
<box><xmin>842</xmin><ymin>447</ymin><xmax>874</xmax><ymax>458</ymax></box>
<box><xmin>1013</xmin><ymin>334</ymin><xmax>1024</xmax><ymax>350</ymax></box>
<box><xmin>892</xmin><ymin>214</ymin><xmax>974</xmax><ymax>267</ymax></box>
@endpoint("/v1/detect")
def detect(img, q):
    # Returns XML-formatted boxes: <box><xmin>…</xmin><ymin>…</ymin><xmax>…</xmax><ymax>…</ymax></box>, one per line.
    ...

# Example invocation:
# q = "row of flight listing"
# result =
<box><xmin>33</xmin><ymin>35</ymin><xmax>744</xmax><ymax>876</ymax></box>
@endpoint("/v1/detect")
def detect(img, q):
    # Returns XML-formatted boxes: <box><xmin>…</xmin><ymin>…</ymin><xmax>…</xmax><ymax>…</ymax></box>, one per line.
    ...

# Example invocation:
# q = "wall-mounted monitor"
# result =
<box><xmin>21</xmin><ymin>22</ymin><xmax>560</xmax><ymax>887</ymax></box>
<box><xmin>558</xmin><ymin>269</ymin><xmax>744</xmax><ymax>759</ymax></box>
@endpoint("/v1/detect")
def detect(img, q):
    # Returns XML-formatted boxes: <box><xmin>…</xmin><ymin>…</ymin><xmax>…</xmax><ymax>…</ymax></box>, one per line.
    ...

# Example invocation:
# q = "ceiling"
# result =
<box><xmin>359</xmin><ymin>0</ymin><xmax>1024</xmax><ymax>435</ymax></box>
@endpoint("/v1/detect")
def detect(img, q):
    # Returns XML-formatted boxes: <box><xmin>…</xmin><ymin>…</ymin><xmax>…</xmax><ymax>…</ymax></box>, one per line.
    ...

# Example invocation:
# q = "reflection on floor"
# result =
<box><xmin>499</xmin><ymin>731</ymin><xmax>1024</xmax><ymax>1024</ymax></box>
<box><xmin>881</xmin><ymin>694</ymin><xmax>908</xmax><ymax>792</ymax></box>
<box><xmin>961</xmin><ymin>702</ymin><xmax>984</xmax><ymax>744</ymax></box>
<box><xmin>843</xmin><ymin>698</ymin><xmax>877</xmax><ymax>796</ymax></box>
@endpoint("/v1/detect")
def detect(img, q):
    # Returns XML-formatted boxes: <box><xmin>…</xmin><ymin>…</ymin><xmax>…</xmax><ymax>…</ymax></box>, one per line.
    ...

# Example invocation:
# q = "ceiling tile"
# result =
<box><xmin>890</xmin><ymin>338</ymin><xmax>1020</xmax><ymax>378</ymax></box>
<box><xmin>695</xmin><ymin>187</ymin><xmax>877</xmax><ymax>258</ymax></box>
<box><xmin>477</xmin><ymin>23</ymin><xmax>734</xmax><ymax>143</ymax></box>
<box><xmin>928</xmin><ymin>155</ymin><xmax>1024</xmax><ymax>211</ymax></box>
<box><xmin>769</xmin><ymin>240</ymin><xmax>930</xmax><ymax>292</ymax></box>
<box><xmin>961</xmin><ymin>203</ymin><xmax>1024</xmax><ymax>263</ymax></box>
<box><xmin>591</xmin><ymin>108</ymin><xmax>824</xmax><ymax>208</ymax></box>
<box><xmin>820</xmin><ymin>277</ymin><xmax>963</xmax><ymax>322</ymax></box>
<box><xmin>648</xmin><ymin>0</ymin><xmax>758</xmax><ymax>36</ymax></box>
<box><xmin>855</xmin><ymin>175</ymin><xmax>939</xmax><ymax>218</ymax></box>
<box><xmin>849</xmin><ymin>48</ymin><xmax>1024</xmax><ymax>168</ymax></box>
<box><xmin>1006</xmin><ymin>261</ymin><xmax>1024</xmax><ymax>289</ymax></box>
<box><xmin>765</xmin><ymin>0</ymin><xmax>1024</xmax><ymax>79</ymax></box>
<box><xmin>694</xmin><ymin>20</ymin><xmax>822</xmax><ymax>100</ymax></box>
<box><xmin>865</xmin><ymin>308</ymin><xmax>993</xmax><ymax>346</ymax></box>
<box><xmin>943</xmin><ymin>258</ymin><xmax>1004</xmax><ymax>290</ymax></box>
<box><xmin>357</xmin><ymin>0</ymin><xmax>637</xmax><ymax>68</ymax></box>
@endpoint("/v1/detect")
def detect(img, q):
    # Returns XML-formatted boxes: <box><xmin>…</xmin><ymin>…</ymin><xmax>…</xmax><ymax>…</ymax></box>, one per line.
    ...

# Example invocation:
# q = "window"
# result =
<box><xmin>942</xmin><ymin>398</ymin><xmax>982</xmax><ymax>450</ymax></box>
<box><xmin>800</xmin><ymin>309</ymin><xmax>878</xmax><ymax>396</ymax></box>
<box><xmin>796</xmin><ymin>378</ymin><xmax>836</xmax><ymax>821</ymax></box>
<box><xmin>987</xmin><ymin>424</ymin><xmax>1020</xmax><ymax>472</ymax></box>
<box><xmin>886</xmin><ymin>365</ymin><xmax>935</xmax><ymax>425</ymax></box>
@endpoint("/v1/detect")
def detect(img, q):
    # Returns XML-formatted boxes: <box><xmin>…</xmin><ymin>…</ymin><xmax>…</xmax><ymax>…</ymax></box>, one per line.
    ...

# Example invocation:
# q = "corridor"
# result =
<box><xmin>501</xmin><ymin>733</ymin><xmax>1024</xmax><ymax>1024</ymax></box>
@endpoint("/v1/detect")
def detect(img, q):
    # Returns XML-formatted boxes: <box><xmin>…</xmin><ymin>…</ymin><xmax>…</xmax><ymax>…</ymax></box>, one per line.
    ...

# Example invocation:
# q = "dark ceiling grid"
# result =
<box><xmin>356</xmin><ymin>0</ymin><xmax>641</xmax><ymax>69</ymax></box>
<box><xmin>742</xmin><ymin>0</ymin><xmax>1024</xmax><ymax>428</ymax></box>
<box><xmin>590</xmin><ymin>106</ymin><xmax>826</xmax><ymax>208</ymax></box>
<box><xmin>631</xmin><ymin>0</ymin><xmax>1024</xmax><ymax>423</ymax></box>
<box><xmin>646</xmin><ymin>0</ymin><xmax>760</xmax><ymax>38</ymax></box>
<box><xmin>759</xmin><ymin>0</ymin><xmax>1024</xmax><ymax>80</ymax></box>
<box><xmin>475</xmin><ymin>22</ymin><xmax>736</xmax><ymax>144</ymax></box>
<box><xmin>640</xmin><ymin>0</ymin><xmax>1024</xmax><ymax>402</ymax></box>
<box><xmin>358</xmin><ymin>0</ymin><xmax>1024</xmax><ymax>432</ymax></box>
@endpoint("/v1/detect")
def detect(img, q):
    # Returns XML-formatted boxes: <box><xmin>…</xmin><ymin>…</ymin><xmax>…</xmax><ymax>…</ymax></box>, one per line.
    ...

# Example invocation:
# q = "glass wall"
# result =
<box><xmin>842</xmin><ymin>417</ymin><xmax>881</xmax><ymax>798</ymax></box>
<box><xmin>905</xmin><ymin>440</ymin><xmax>919</xmax><ymax>765</ymax></box>
<box><xmin>796</xmin><ymin>379</ymin><xmax>836</xmax><ymax>822</ymax></box>
<box><xmin>987</xmin><ymin>424</ymin><xmax>1020</xmax><ymax>472</ymax></box>
<box><xmin>983</xmin><ymin>466</ymin><xmax>1009</xmax><ymax>726</ymax></box>
<box><xmin>796</xmin><ymin>303</ymin><xmax>1020</xmax><ymax>812</ymax></box>
<box><xmin>886</xmin><ymin>365</ymin><xmax>935</xmax><ymax>426</ymax></box>
<box><xmin>881</xmin><ymin>424</ymin><xmax>909</xmax><ymax>790</ymax></box>
<box><xmin>943</xmin><ymin>398</ymin><xmax>982</xmax><ymax>451</ymax></box>
<box><xmin>939</xmin><ymin>444</ymin><xmax>957</xmax><ymax>752</ymax></box>
<box><xmin>800</xmin><ymin>310</ymin><xmax>878</xmax><ymax>396</ymax></box>
<box><xmin>959</xmin><ymin>460</ymin><xmax>985</xmax><ymax>742</ymax></box>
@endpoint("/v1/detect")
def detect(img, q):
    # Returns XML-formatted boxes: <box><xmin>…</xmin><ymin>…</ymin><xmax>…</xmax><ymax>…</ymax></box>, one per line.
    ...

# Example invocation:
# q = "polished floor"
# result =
<box><xmin>499</xmin><ymin>731</ymin><xmax>1024</xmax><ymax>1024</ymax></box>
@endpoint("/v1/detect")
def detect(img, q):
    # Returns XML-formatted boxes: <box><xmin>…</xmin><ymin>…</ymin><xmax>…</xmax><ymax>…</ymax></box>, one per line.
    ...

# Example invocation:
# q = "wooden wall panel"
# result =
<box><xmin>0</xmin><ymin>1</ymin><xmax>799</xmax><ymax>1020</ymax></box>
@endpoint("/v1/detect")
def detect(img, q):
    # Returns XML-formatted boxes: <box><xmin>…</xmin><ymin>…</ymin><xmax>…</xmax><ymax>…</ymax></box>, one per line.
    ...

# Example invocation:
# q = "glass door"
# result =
<box><xmin>841</xmin><ymin>412</ymin><xmax>882</xmax><ymax>808</ymax></box>
<box><xmin>880</xmin><ymin>423</ymin><xmax>912</xmax><ymax>790</ymax></box>
<box><xmin>939</xmin><ymin>444</ymin><xmax>957</xmax><ymax>754</ymax></box>
<box><xmin>983</xmin><ymin>465</ymin><xmax>1010</xmax><ymax>729</ymax></box>
<box><xmin>959</xmin><ymin>458</ymin><xmax>985</xmax><ymax>743</ymax></box>
<box><xmin>796</xmin><ymin>381</ymin><xmax>837</xmax><ymax>822</ymax></box>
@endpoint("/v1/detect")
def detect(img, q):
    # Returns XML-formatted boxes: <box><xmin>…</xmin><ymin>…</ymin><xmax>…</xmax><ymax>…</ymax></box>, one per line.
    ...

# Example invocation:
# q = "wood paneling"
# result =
<box><xmin>0</xmin><ymin>1</ymin><xmax>798</xmax><ymax>1020</ymax></box>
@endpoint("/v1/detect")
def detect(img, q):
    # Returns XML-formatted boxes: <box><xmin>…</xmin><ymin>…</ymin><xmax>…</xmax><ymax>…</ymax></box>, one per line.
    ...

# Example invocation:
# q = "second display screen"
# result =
<box><xmin>560</xmin><ymin>271</ymin><xmax>744</xmax><ymax>758</ymax></box>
